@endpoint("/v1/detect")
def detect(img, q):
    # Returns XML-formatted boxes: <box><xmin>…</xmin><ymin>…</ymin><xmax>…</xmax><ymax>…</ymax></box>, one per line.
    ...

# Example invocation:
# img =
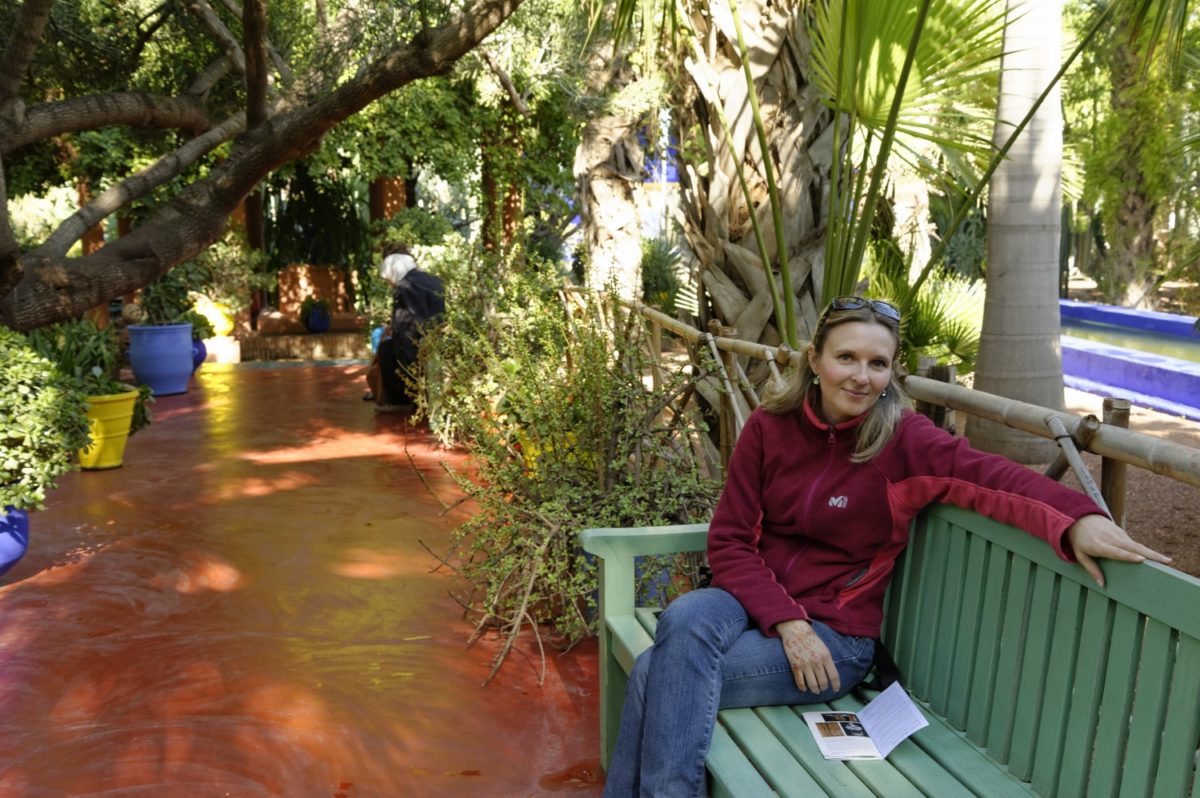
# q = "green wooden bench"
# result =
<box><xmin>581</xmin><ymin>505</ymin><xmax>1200</xmax><ymax>797</ymax></box>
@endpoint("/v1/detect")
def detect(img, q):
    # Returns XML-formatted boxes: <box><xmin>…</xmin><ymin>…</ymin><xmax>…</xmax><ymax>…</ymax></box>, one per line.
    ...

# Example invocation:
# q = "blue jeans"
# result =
<box><xmin>603</xmin><ymin>588</ymin><xmax>875</xmax><ymax>798</ymax></box>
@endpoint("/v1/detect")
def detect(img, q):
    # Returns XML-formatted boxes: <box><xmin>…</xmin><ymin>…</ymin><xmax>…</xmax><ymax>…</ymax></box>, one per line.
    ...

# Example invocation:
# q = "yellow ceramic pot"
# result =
<box><xmin>79</xmin><ymin>388</ymin><xmax>139</xmax><ymax>470</ymax></box>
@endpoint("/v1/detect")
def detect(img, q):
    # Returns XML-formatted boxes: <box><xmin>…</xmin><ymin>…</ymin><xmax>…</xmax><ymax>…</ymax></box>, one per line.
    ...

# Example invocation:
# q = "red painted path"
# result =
<box><xmin>0</xmin><ymin>362</ymin><xmax>603</xmax><ymax>797</ymax></box>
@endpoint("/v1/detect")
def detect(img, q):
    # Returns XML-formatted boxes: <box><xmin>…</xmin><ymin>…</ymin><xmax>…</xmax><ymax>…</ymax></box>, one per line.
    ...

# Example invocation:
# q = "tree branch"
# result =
<box><xmin>481</xmin><ymin>50</ymin><xmax>531</xmax><ymax>116</ymax></box>
<box><xmin>188</xmin><ymin>55</ymin><xmax>235</xmax><ymax>97</ymax></box>
<box><xmin>1</xmin><ymin>93</ymin><xmax>211</xmax><ymax>155</ymax></box>
<box><xmin>0</xmin><ymin>0</ymin><xmax>526</xmax><ymax>331</ymax></box>
<box><xmin>242</xmin><ymin>0</ymin><xmax>269</xmax><ymax>127</ymax></box>
<box><xmin>0</xmin><ymin>158</ymin><xmax>21</xmax><ymax>301</ymax></box>
<box><xmin>219</xmin><ymin>0</ymin><xmax>294</xmax><ymax>85</ymax></box>
<box><xmin>0</xmin><ymin>0</ymin><xmax>53</xmax><ymax>108</ymax></box>
<box><xmin>40</xmin><ymin>112</ymin><xmax>247</xmax><ymax>258</ymax></box>
<box><xmin>186</xmin><ymin>0</ymin><xmax>246</xmax><ymax>73</ymax></box>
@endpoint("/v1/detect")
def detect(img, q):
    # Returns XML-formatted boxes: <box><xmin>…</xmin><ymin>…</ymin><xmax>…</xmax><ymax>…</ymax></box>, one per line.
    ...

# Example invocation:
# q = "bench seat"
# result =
<box><xmin>581</xmin><ymin>506</ymin><xmax>1200</xmax><ymax>797</ymax></box>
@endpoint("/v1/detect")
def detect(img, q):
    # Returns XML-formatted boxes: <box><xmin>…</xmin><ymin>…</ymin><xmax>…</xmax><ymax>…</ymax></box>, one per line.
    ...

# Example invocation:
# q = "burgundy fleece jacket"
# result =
<box><xmin>707</xmin><ymin>402</ymin><xmax>1106</xmax><ymax>639</ymax></box>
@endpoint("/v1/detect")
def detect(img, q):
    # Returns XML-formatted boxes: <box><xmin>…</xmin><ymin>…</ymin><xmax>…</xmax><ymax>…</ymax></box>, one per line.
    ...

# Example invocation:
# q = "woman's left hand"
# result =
<box><xmin>1066</xmin><ymin>514</ymin><xmax>1172</xmax><ymax>588</ymax></box>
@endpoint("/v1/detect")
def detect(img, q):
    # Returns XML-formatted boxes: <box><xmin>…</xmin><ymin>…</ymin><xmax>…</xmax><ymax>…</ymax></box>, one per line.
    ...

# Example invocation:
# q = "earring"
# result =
<box><xmin>880</xmin><ymin>389</ymin><xmax>888</xmax><ymax>398</ymax></box>
<box><xmin>812</xmin><ymin>374</ymin><xmax>820</xmax><ymax>385</ymax></box>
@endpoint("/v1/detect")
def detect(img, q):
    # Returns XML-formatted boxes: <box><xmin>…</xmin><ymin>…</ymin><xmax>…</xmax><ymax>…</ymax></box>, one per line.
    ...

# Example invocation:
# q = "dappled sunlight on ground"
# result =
<box><xmin>238</xmin><ymin>425</ymin><xmax>435</xmax><ymax>464</ymax></box>
<box><xmin>205</xmin><ymin>469</ymin><xmax>323</xmax><ymax>502</ymax></box>
<box><xmin>151</xmin><ymin>550</ymin><xmax>247</xmax><ymax>594</ymax></box>
<box><xmin>0</xmin><ymin>363</ymin><xmax>602</xmax><ymax>796</ymax></box>
<box><xmin>331</xmin><ymin>546</ymin><xmax>439</xmax><ymax>580</ymax></box>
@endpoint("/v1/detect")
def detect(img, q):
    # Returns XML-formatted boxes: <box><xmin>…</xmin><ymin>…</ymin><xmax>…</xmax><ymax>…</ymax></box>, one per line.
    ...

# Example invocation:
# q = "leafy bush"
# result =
<box><xmin>133</xmin><ymin>261</ymin><xmax>216</xmax><ymax>340</ymax></box>
<box><xmin>24</xmin><ymin>319</ymin><xmax>153</xmax><ymax>435</ymax></box>
<box><xmin>641</xmin><ymin>237</ymin><xmax>682</xmax><ymax>314</ymax></box>
<box><xmin>418</xmin><ymin>248</ymin><xmax>718</xmax><ymax>681</ymax></box>
<box><xmin>865</xmin><ymin>238</ymin><xmax>984</xmax><ymax>375</ymax></box>
<box><xmin>176</xmin><ymin>228</ymin><xmax>275</xmax><ymax>315</ymax></box>
<box><xmin>0</xmin><ymin>326</ymin><xmax>92</xmax><ymax>511</ymax></box>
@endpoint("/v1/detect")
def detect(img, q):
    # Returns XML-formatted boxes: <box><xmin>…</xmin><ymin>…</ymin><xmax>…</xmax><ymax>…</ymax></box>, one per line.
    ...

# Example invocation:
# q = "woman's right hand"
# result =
<box><xmin>776</xmin><ymin>619</ymin><xmax>840</xmax><ymax>695</ymax></box>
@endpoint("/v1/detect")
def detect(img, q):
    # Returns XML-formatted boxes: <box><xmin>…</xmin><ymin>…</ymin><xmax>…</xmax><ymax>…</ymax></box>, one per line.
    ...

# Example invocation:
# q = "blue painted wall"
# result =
<box><xmin>1060</xmin><ymin>299</ymin><xmax>1198</xmax><ymax>340</ymax></box>
<box><xmin>1059</xmin><ymin>300</ymin><xmax>1200</xmax><ymax>421</ymax></box>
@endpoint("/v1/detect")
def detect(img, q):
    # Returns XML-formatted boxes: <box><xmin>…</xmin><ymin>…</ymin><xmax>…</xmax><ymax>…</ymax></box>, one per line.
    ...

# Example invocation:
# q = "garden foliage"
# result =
<box><xmin>24</xmin><ymin>320</ymin><xmax>154</xmax><ymax>436</ymax></box>
<box><xmin>0</xmin><ymin>327</ymin><xmax>91</xmax><ymax>512</ymax></box>
<box><xmin>418</xmin><ymin>248</ymin><xmax>718</xmax><ymax>681</ymax></box>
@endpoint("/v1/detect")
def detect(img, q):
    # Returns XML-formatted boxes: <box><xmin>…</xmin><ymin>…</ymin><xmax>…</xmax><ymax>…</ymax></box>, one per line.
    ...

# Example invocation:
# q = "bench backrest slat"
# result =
<box><xmin>963</xmin><ymin>541</ymin><xmax>1011</xmax><ymax>744</ymax></box>
<box><xmin>945</xmin><ymin>533</ymin><xmax>990</xmax><ymax>731</ymax></box>
<box><xmin>1157</xmin><ymin>635</ymin><xmax>1200</xmax><ymax>797</ymax></box>
<box><xmin>1054</xmin><ymin>589</ymin><xmax>1115</xmax><ymax>798</ymax></box>
<box><xmin>885</xmin><ymin>505</ymin><xmax>1200</xmax><ymax>798</ymax></box>
<box><xmin>1009</xmin><ymin>566</ymin><xmax>1058</xmax><ymax>781</ymax></box>
<box><xmin>1030</xmin><ymin>578</ymin><xmax>1084</xmax><ymax>794</ymax></box>
<box><xmin>1088</xmin><ymin>604</ymin><xmax>1143</xmax><ymax>798</ymax></box>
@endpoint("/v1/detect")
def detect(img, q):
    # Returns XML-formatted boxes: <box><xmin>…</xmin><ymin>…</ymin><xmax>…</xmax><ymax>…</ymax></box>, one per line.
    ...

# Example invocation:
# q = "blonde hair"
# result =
<box><xmin>762</xmin><ymin>304</ymin><xmax>911</xmax><ymax>463</ymax></box>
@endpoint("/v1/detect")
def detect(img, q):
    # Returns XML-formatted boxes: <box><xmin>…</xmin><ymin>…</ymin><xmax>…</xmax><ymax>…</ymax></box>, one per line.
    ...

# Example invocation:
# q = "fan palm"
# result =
<box><xmin>650</xmin><ymin>0</ymin><xmax>1008</xmax><ymax>403</ymax></box>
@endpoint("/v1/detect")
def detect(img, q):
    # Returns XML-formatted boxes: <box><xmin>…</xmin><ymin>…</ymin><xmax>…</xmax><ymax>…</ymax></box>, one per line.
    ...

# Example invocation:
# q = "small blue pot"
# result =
<box><xmin>0</xmin><ymin>507</ymin><xmax>30</xmax><ymax>579</ymax></box>
<box><xmin>304</xmin><ymin>305</ymin><xmax>332</xmax><ymax>333</ymax></box>
<box><xmin>129</xmin><ymin>323</ymin><xmax>193</xmax><ymax>395</ymax></box>
<box><xmin>192</xmin><ymin>338</ymin><xmax>207</xmax><ymax>373</ymax></box>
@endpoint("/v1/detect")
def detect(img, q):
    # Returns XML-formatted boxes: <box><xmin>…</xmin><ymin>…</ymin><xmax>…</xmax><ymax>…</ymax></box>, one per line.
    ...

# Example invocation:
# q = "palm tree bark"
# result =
<box><xmin>673</xmin><ymin>0</ymin><xmax>830</xmax><ymax>376</ymax></box>
<box><xmin>575</xmin><ymin>111</ymin><xmax>645</xmax><ymax>300</ymax></box>
<box><xmin>967</xmin><ymin>0</ymin><xmax>1064</xmax><ymax>463</ymax></box>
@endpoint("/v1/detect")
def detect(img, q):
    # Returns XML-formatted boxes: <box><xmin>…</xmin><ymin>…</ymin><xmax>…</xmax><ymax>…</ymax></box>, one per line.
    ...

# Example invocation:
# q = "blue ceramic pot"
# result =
<box><xmin>129</xmin><ymin>323</ymin><xmax>193</xmax><ymax>395</ymax></box>
<box><xmin>192</xmin><ymin>338</ymin><xmax>207</xmax><ymax>373</ymax></box>
<box><xmin>0</xmin><ymin>507</ymin><xmax>30</xmax><ymax>579</ymax></box>
<box><xmin>304</xmin><ymin>305</ymin><xmax>331</xmax><ymax>333</ymax></box>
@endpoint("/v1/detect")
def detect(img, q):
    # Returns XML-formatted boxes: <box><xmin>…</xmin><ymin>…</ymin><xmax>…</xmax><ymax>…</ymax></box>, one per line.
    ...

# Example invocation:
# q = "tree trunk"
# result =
<box><xmin>672</xmin><ymin>0</ymin><xmax>830</xmax><ymax>379</ymax></box>
<box><xmin>0</xmin><ymin>0</ymin><xmax>524</xmax><ymax>331</ymax></box>
<box><xmin>369</xmin><ymin>176</ymin><xmax>407</xmax><ymax>221</ymax></box>
<box><xmin>574</xmin><ymin>113</ymin><xmax>644</xmax><ymax>301</ymax></box>
<box><xmin>967</xmin><ymin>0</ymin><xmax>1064</xmax><ymax>464</ymax></box>
<box><xmin>1100</xmin><ymin>37</ymin><xmax>1159</xmax><ymax>309</ymax></box>
<box><xmin>481</xmin><ymin>111</ymin><xmax>524</xmax><ymax>252</ymax></box>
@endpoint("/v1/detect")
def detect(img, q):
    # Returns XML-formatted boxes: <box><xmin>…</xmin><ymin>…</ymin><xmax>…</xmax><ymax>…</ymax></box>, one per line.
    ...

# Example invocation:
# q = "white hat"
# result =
<box><xmin>379</xmin><ymin>252</ymin><xmax>417</xmax><ymax>284</ymax></box>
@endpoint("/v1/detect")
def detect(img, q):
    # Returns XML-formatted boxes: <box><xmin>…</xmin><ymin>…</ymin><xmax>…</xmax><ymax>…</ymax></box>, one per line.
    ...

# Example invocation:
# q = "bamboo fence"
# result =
<box><xmin>613</xmin><ymin>297</ymin><xmax>1200</xmax><ymax>517</ymax></box>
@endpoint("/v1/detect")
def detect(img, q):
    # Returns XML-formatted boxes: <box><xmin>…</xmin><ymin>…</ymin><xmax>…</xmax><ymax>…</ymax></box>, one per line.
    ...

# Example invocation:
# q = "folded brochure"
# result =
<box><xmin>802</xmin><ymin>681</ymin><xmax>929</xmax><ymax>760</ymax></box>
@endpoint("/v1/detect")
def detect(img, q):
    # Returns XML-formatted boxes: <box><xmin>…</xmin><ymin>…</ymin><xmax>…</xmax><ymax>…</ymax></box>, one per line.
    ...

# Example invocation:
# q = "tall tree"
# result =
<box><xmin>0</xmin><ymin>0</ymin><xmax>523</xmax><ymax>331</ymax></box>
<box><xmin>967</xmin><ymin>0</ymin><xmax>1066</xmax><ymax>463</ymax></box>
<box><xmin>664</xmin><ymin>0</ymin><xmax>1006</xmax><ymax>386</ymax></box>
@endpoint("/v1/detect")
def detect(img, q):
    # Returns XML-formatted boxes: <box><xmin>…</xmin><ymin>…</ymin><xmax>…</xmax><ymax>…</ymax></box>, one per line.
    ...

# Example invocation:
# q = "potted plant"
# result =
<box><xmin>0</xmin><ymin>326</ymin><xmax>92</xmax><ymax>578</ymax></box>
<box><xmin>25</xmin><ymin>319</ymin><xmax>153</xmax><ymax>471</ymax></box>
<box><xmin>300</xmin><ymin>296</ymin><xmax>332</xmax><ymax>333</ymax></box>
<box><xmin>126</xmin><ymin>264</ymin><xmax>215</xmax><ymax>395</ymax></box>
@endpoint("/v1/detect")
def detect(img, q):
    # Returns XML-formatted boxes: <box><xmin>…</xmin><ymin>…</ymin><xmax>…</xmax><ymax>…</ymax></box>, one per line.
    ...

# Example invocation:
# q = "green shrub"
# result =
<box><xmin>25</xmin><ymin>319</ymin><xmax>154</xmax><ymax>435</ymax></box>
<box><xmin>641</xmin><ymin>237</ymin><xmax>682</xmax><ymax>314</ymax></box>
<box><xmin>0</xmin><ymin>326</ymin><xmax>92</xmax><ymax>511</ymax></box>
<box><xmin>418</xmin><ymin>248</ymin><xmax>718</xmax><ymax>680</ymax></box>
<box><xmin>134</xmin><ymin>261</ymin><xmax>216</xmax><ymax>340</ymax></box>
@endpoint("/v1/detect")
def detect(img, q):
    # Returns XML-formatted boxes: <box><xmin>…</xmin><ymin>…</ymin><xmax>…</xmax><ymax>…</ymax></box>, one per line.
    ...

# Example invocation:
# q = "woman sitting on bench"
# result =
<box><xmin>603</xmin><ymin>296</ymin><xmax>1171</xmax><ymax>798</ymax></box>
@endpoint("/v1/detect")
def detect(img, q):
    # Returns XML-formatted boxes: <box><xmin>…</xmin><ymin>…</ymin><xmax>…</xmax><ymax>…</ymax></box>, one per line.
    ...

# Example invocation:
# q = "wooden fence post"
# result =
<box><xmin>1101</xmin><ymin>398</ymin><xmax>1131</xmax><ymax>527</ymax></box>
<box><xmin>913</xmin><ymin>358</ymin><xmax>957</xmax><ymax>432</ymax></box>
<box><xmin>649</xmin><ymin>320</ymin><xmax>663</xmax><ymax>392</ymax></box>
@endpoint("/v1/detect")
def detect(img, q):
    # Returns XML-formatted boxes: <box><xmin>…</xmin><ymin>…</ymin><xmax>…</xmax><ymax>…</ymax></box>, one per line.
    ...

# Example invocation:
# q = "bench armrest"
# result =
<box><xmin>579</xmin><ymin>523</ymin><xmax>709</xmax><ymax>561</ymax></box>
<box><xmin>580</xmin><ymin>524</ymin><xmax>708</xmax><ymax>619</ymax></box>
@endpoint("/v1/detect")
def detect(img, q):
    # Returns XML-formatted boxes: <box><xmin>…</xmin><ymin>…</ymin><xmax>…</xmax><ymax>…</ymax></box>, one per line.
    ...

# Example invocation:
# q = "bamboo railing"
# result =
<box><xmin>615</xmin><ymin>297</ymin><xmax>1200</xmax><ymax>516</ymax></box>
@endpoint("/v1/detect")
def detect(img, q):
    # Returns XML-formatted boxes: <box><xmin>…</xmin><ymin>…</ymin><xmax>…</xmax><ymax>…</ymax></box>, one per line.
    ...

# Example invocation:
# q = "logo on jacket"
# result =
<box><xmin>828</xmin><ymin>495</ymin><xmax>849</xmax><ymax>509</ymax></box>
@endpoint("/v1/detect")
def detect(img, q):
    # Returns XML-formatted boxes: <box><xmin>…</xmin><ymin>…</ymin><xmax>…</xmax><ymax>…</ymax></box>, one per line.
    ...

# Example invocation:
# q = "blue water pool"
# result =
<box><xmin>1059</xmin><ymin>300</ymin><xmax>1200</xmax><ymax>421</ymax></box>
<box><xmin>1061</xmin><ymin>319</ymin><xmax>1200</xmax><ymax>364</ymax></box>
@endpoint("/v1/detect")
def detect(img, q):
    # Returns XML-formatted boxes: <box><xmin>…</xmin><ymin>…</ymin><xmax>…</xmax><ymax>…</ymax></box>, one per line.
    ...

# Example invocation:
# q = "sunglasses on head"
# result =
<box><xmin>822</xmin><ymin>296</ymin><xmax>902</xmax><ymax>323</ymax></box>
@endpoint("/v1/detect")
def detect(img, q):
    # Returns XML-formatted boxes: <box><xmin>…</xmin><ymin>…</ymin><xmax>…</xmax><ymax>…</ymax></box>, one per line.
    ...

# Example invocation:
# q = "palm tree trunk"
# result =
<box><xmin>967</xmin><ymin>0</ymin><xmax>1064</xmax><ymax>463</ymax></box>
<box><xmin>575</xmin><ymin>112</ymin><xmax>645</xmax><ymax>300</ymax></box>
<box><xmin>672</xmin><ymin>0</ymin><xmax>830</xmax><ymax>377</ymax></box>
